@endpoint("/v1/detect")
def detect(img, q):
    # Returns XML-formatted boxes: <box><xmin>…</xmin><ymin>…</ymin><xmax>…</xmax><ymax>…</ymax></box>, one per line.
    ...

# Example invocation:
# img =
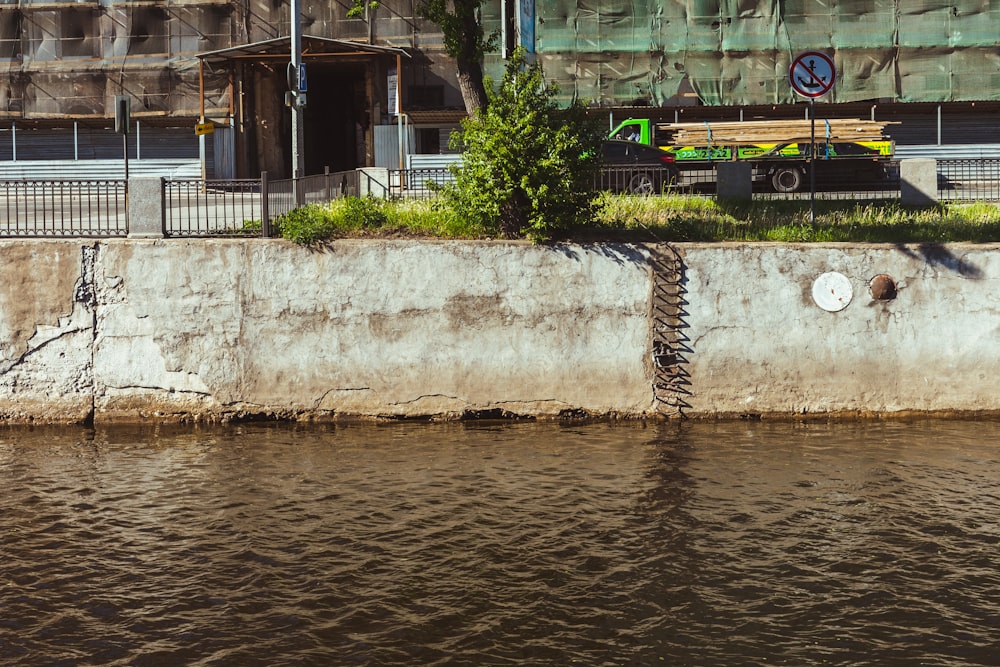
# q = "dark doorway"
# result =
<box><xmin>301</xmin><ymin>62</ymin><xmax>366</xmax><ymax>174</ymax></box>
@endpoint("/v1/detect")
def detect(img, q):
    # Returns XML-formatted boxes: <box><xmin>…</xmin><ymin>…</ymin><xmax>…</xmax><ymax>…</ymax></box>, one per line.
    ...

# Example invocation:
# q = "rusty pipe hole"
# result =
<box><xmin>869</xmin><ymin>274</ymin><xmax>897</xmax><ymax>301</ymax></box>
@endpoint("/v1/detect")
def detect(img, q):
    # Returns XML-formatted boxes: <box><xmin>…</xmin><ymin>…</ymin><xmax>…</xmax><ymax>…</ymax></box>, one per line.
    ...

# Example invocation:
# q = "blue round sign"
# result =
<box><xmin>790</xmin><ymin>51</ymin><xmax>835</xmax><ymax>98</ymax></box>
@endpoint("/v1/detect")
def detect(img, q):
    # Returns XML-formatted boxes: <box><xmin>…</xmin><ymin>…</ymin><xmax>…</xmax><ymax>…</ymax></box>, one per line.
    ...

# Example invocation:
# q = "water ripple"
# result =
<box><xmin>2</xmin><ymin>421</ymin><xmax>1000</xmax><ymax>665</ymax></box>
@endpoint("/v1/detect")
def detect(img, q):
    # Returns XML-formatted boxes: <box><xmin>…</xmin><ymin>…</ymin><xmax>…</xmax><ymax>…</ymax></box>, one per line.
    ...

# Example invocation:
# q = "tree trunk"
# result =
<box><xmin>456</xmin><ymin>57</ymin><xmax>488</xmax><ymax>116</ymax></box>
<box><xmin>499</xmin><ymin>189</ymin><xmax>529</xmax><ymax>238</ymax></box>
<box><xmin>417</xmin><ymin>0</ymin><xmax>491</xmax><ymax>115</ymax></box>
<box><xmin>454</xmin><ymin>0</ymin><xmax>489</xmax><ymax>116</ymax></box>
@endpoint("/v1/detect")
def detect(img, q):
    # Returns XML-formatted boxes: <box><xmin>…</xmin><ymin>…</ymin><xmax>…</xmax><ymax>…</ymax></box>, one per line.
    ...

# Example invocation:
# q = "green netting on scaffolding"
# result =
<box><xmin>532</xmin><ymin>0</ymin><xmax>1000</xmax><ymax>107</ymax></box>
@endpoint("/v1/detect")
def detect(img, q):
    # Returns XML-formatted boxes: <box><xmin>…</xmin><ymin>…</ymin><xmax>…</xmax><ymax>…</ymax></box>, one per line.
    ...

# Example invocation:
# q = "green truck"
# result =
<box><xmin>609</xmin><ymin>117</ymin><xmax>895</xmax><ymax>193</ymax></box>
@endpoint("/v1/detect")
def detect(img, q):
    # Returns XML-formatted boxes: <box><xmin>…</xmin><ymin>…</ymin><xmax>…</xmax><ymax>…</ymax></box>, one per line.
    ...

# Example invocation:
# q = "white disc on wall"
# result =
<box><xmin>812</xmin><ymin>272</ymin><xmax>853</xmax><ymax>312</ymax></box>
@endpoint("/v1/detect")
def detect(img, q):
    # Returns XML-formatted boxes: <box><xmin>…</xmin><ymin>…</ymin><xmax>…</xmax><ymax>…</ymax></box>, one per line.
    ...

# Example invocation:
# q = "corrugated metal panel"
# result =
<box><xmin>213</xmin><ymin>126</ymin><xmax>234</xmax><ymax>180</ymax></box>
<box><xmin>0</xmin><ymin>159</ymin><xmax>201</xmax><ymax>180</ymax></box>
<box><xmin>406</xmin><ymin>154</ymin><xmax>460</xmax><ymax>169</ymax></box>
<box><xmin>0</xmin><ymin>125</ymin><xmax>205</xmax><ymax>161</ymax></box>
<box><xmin>895</xmin><ymin>145</ymin><xmax>1000</xmax><ymax>160</ymax></box>
<box><xmin>374</xmin><ymin>124</ymin><xmax>415</xmax><ymax>169</ymax></box>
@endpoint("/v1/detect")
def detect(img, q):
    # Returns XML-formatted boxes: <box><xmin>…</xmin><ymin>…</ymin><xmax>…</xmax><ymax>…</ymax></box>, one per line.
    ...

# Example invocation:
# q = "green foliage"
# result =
<box><xmin>388</xmin><ymin>198</ymin><xmax>486</xmax><ymax>237</ymax></box>
<box><xmin>211</xmin><ymin>218</ymin><xmax>263</xmax><ymax>237</ymax></box>
<box><xmin>241</xmin><ymin>219</ymin><xmax>263</xmax><ymax>234</ymax></box>
<box><xmin>346</xmin><ymin>0</ymin><xmax>379</xmax><ymax>18</ymax></box>
<box><xmin>419</xmin><ymin>0</ymin><xmax>497</xmax><ymax>61</ymax></box>
<box><xmin>591</xmin><ymin>196</ymin><xmax>1000</xmax><ymax>243</ymax></box>
<box><xmin>440</xmin><ymin>49</ymin><xmax>605</xmax><ymax>241</ymax></box>
<box><xmin>270</xmin><ymin>193</ymin><xmax>1000</xmax><ymax>246</ymax></box>
<box><xmin>341</xmin><ymin>195</ymin><xmax>389</xmax><ymax>229</ymax></box>
<box><xmin>347</xmin><ymin>0</ymin><xmax>495</xmax><ymax>63</ymax></box>
<box><xmin>273</xmin><ymin>197</ymin><xmax>486</xmax><ymax>245</ymax></box>
<box><xmin>275</xmin><ymin>203</ymin><xmax>335</xmax><ymax>245</ymax></box>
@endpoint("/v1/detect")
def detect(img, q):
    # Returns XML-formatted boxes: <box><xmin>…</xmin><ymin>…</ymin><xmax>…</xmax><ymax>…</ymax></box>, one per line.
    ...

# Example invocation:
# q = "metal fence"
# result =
<box><xmin>376</xmin><ymin>164</ymin><xmax>912</xmax><ymax>202</ymax></box>
<box><xmin>383</xmin><ymin>166</ymin><xmax>691</xmax><ymax>198</ymax></box>
<box><xmin>153</xmin><ymin>159</ymin><xmax>1000</xmax><ymax>242</ymax></box>
<box><xmin>387</xmin><ymin>168</ymin><xmax>456</xmax><ymax>199</ymax></box>
<box><xmin>1</xmin><ymin>158</ymin><xmax>1000</xmax><ymax>238</ymax></box>
<box><xmin>164</xmin><ymin>179</ymin><xmax>263</xmax><ymax>237</ymax></box>
<box><xmin>0</xmin><ymin>179</ymin><xmax>125</xmax><ymax>236</ymax></box>
<box><xmin>262</xmin><ymin>176</ymin><xmax>294</xmax><ymax>227</ymax></box>
<box><xmin>597</xmin><ymin>166</ymin><xmax>681</xmax><ymax>195</ymax></box>
<box><xmin>754</xmin><ymin>160</ymin><xmax>902</xmax><ymax>202</ymax></box>
<box><xmin>263</xmin><ymin>170</ymin><xmax>359</xmax><ymax>224</ymax></box>
<box><xmin>938</xmin><ymin>159</ymin><xmax>1000</xmax><ymax>202</ymax></box>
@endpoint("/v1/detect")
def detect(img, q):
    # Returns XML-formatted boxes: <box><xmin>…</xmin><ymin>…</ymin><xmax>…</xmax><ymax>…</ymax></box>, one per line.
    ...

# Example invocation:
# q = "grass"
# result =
<box><xmin>275</xmin><ymin>197</ymin><xmax>485</xmax><ymax>242</ymax></box>
<box><xmin>273</xmin><ymin>194</ymin><xmax>1000</xmax><ymax>245</ymax></box>
<box><xmin>588</xmin><ymin>194</ymin><xmax>1000</xmax><ymax>243</ymax></box>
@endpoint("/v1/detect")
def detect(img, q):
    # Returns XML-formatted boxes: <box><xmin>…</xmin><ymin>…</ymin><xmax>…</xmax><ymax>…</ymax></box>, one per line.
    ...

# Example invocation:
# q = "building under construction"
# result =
<box><xmin>0</xmin><ymin>0</ymin><xmax>997</xmax><ymax>177</ymax></box>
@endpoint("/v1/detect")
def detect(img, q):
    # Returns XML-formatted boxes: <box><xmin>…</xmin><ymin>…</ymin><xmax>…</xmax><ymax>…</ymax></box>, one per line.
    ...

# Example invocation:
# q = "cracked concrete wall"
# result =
<box><xmin>0</xmin><ymin>241</ymin><xmax>95</xmax><ymax>423</ymax></box>
<box><xmin>679</xmin><ymin>243</ymin><xmax>1000</xmax><ymax>418</ymax></box>
<box><xmin>1</xmin><ymin>239</ymin><xmax>998</xmax><ymax>424</ymax></box>
<box><xmin>92</xmin><ymin>239</ymin><xmax>655</xmax><ymax>422</ymax></box>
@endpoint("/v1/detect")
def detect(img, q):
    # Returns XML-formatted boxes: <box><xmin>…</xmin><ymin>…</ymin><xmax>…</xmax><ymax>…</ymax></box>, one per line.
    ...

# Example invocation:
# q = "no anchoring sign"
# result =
<box><xmin>789</xmin><ymin>51</ymin><xmax>835</xmax><ymax>99</ymax></box>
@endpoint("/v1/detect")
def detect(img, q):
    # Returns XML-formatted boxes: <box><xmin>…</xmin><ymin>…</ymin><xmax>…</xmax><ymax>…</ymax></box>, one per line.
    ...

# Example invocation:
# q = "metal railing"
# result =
<box><xmin>755</xmin><ymin>160</ymin><xmax>902</xmax><ymax>201</ymax></box>
<box><xmin>938</xmin><ymin>159</ymin><xmax>1000</xmax><ymax>201</ymax></box>
<box><xmin>300</xmin><ymin>170</ymin><xmax>358</xmax><ymax>202</ymax></box>
<box><xmin>387</xmin><ymin>168</ymin><xmax>456</xmax><ymax>199</ymax></box>
<box><xmin>263</xmin><ymin>176</ymin><xmax>295</xmax><ymax>226</ymax></box>
<box><xmin>374</xmin><ymin>163</ymin><xmax>913</xmax><ymax>201</ymax></box>
<box><xmin>1</xmin><ymin>157</ymin><xmax>1000</xmax><ymax>239</ymax></box>
<box><xmin>0</xmin><ymin>179</ymin><xmax>125</xmax><ymax>236</ymax></box>
<box><xmin>264</xmin><ymin>170</ymin><xmax>359</xmax><ymax>222</ymax></box>
<box><xmin>164</xmin><ymin>179</ymin><xmax>263</xmax><ymax>237</ymax></box>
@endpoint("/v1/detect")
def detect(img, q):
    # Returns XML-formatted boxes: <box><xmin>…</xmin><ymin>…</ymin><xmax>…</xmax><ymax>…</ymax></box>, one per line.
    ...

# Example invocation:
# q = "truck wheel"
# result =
<box><xmin>628</xmin><ymin>172</ymin><xmax>656</xmax><ymax>195</ymax></box>
<box><xmin>771</xmin><ymin>167</ymin><xmax>804</xmax><ymax>193</ymax></box>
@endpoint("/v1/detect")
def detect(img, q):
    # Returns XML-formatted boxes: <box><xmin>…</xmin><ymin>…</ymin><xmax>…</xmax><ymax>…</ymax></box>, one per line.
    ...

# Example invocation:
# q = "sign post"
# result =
<box><xmin>114</xmin><ymin>95</ymin><xmax>130</xmax><ymax>183</ymax></box>
<box><xmin>289</xmin><ymin>0</ymin><xmax>305</xmax><ymax>205</ymax></box>
<box><xmin>789</xmin><ymin>51</ymin><xmax>835</xmax><ymax>222</ymax></box>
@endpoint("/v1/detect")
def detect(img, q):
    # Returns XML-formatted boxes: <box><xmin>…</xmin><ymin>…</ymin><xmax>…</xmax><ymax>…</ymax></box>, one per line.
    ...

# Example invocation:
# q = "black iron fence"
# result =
<box><xmin>376</xmin><ymin>164</ymin><xmax>913</xmax><ymax>202</ymax></box>
<box><xmin>0</xmin><ymin>179</ymin><xmax>125</xmax><ymax>236</ymax></box>
<box><xmin>162</xmin><ymin>170</ymin><xmax>358</xmax><ymax>237</ymax></box>
<box><xmin>754</xmin><ymin>160</ymin><xmax>902</xmax><ymax>202</ymax></box>
<box><xmin>164</xmin><ymin>179</ymin><xmax>262</xmax><ymax>237</ymax></box>
<box><xmin>262</xmin><ymin>170</ymin><xmax>359</xmax><ymax>225</ymax></box>
<box><xmin>597</xmin><ymin>166</ymin><xmax>680</xmax><ymax>195</ymax></box>
<box><xmin>385</xmin><ymin>168</ymin><xmax>455</xmax><ymax>199</ymax></box>
<box><xmin>938</xmin><ymin>159</ymin><xmax>1000</xmax><ymax>202</ymax></box>
<box><xmin>0</xmin><ymin>159</ymin><xmax>999</xmax><ymax>238</ymax></box>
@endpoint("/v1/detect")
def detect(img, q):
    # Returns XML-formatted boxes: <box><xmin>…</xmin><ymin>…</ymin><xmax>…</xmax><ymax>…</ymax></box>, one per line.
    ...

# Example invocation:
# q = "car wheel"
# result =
<box><xmin>771</xmin><ymin>166</ymin><xmax>804</xmax><ymax>193</ymax></box>
<box><xmin>628</xmin><ymin>172</ymin><xmax>656</xmax><ymax>195</ymax></box>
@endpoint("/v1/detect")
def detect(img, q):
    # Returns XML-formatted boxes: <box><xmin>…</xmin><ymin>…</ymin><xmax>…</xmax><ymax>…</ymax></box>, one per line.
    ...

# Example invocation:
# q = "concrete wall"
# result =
<box><xmin>681</xmin><ymin>243</ymin><xmax>1000</xmax><ymax>418</ymax></box>
<box><xmin>0</xmin><ymin>239</ymin><xmax>997</xmax><ymax>423</ymax></box>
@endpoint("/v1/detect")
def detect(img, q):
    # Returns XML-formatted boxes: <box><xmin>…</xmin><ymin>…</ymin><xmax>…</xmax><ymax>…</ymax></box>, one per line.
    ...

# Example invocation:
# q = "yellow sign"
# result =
<box><xmin>195</xmin><ymin>122</ymin><xmax>215</xmax><ymax>136</ymax></box>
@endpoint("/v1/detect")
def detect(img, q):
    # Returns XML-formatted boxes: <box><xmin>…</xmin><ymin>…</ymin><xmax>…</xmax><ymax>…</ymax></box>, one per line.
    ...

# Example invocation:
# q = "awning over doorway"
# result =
<box><xmin>194</xmin><ymin>34</ymin><xmax>411</xmax><ymax>123</ymax></box>
<box><xmin>196</xmin><ymin>35</ymin><xmax>410</xmax><ymax>67</ymax></box>
<box><xmin>193</xmin><ymin>35</ymin><xmax>412</xmax><ymax>177</ymax></box>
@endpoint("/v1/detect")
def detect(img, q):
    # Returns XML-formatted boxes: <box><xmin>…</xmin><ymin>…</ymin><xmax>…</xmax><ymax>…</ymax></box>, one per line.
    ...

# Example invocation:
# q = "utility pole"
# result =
<box><xmin>290</xmin><ymin>0</ymin><xmax>306</xmax><ymax>204</ymax></box>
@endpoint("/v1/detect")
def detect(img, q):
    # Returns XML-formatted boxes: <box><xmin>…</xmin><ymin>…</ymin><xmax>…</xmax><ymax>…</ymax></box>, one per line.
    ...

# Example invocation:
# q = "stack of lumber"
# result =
<box><xmin>657</xmin><ymin>119</ymin><xmax>896</xmax><ymax>145</ymax></box>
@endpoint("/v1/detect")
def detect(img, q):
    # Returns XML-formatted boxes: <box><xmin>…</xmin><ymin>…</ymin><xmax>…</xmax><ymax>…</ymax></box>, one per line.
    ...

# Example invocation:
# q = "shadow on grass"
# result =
<box><xmin>586</xmin><ymin>198</ymin><xmax>1000</xmax><ymax>244</ymax></box>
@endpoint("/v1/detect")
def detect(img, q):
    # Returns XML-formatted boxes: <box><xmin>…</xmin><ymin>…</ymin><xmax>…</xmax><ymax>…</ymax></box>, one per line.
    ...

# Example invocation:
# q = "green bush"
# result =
<box><xmin>441</xmin><ymin>49</ymin><xmax>604</xmax><ymax>241</ymax></box>
<box><xmin>275</xmin><ymin>203</ymin><xmax>334</xmax><ymax>245</ymax></box>
<box><xmin>341</xmin><ymin>196</ymin><xmax>389</xmax><ymax>229</ymax></box>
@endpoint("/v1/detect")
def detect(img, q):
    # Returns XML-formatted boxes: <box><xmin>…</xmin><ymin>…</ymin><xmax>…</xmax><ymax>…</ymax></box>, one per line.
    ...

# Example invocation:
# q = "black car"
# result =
<box><xmin>599</xmin><ymin>140</ymin><xmax>680</xmax><ymax>195</ymax></box>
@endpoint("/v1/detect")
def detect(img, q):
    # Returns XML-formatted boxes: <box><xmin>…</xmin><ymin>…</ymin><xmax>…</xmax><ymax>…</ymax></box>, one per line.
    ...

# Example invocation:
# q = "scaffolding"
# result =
<box><xmin>0</xmin><ymin>1</ymin><xmax>995</xmax><ymax>130</ymax></box>
<box><xmin>527</xmin><ymin>0</ymin><xmax>1000</xmax><ymax>107</ymax></box>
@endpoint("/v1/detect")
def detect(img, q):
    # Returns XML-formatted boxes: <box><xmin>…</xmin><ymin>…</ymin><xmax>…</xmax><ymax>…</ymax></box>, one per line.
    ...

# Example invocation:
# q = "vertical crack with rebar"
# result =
<box><xmin>75</xmin><ymin>243</ymin><xmax>99</xmax><ymax>426</ymax></box>
<box><xmin>649</xmin><ymin>243</ymin><xmax>691</xmax><ymax>418</ymax></box>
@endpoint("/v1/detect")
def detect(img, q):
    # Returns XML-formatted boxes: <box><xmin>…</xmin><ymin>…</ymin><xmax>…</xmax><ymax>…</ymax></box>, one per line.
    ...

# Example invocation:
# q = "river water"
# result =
<box><xmin>2</xmin><ymin>420</ymin><xmax>1000</xmax><ymax>666</ymax></box>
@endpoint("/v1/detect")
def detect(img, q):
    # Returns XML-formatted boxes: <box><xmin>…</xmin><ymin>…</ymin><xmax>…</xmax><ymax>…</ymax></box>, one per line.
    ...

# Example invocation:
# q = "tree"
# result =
<box><xmin>350</xmin><ymin>0</ymin><xmax>495</xmax><ymax>115</ymax></box>
<box><xmin>442</xmin><ymin>49</ymin><xmax>605</xmax><ymax>240</ymax></box>
<box><xmin>420</xmin><ymin>0</ymin><xmax>494</xmax><ymax>115</ymax></box>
